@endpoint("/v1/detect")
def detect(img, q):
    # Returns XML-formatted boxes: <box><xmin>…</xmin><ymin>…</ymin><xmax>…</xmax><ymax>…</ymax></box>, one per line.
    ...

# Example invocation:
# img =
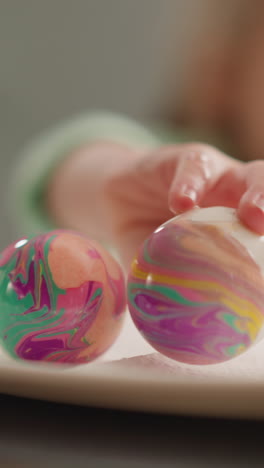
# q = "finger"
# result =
<box><xmin>168</xmin><ymin>144</ymin><xmax>236</xmax><ymax>214</ymax></box>
<box><xmin>238</xmin><ymin>162</ymin><xmax>264</xmax><ymax>234</ymax></box>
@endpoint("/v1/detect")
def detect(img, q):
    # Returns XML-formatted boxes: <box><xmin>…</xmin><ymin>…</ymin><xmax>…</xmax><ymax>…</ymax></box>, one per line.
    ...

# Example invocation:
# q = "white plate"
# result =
<box><xmin>1</xmin><ymin>312</ymin><xmax>264</xmax><ymax>420</ymax></box>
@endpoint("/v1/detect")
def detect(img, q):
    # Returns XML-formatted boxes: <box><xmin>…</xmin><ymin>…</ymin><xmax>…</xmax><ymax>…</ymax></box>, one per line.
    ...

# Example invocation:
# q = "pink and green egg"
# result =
<box><xmin>0</xmin><ymin>231</ymin><xmax>126</xmax><ymax>364</ymax></box>
<box><xmin>127</xmin><ymin>207</ymin><xmax>264</xmax><ymax>365</ymax></box>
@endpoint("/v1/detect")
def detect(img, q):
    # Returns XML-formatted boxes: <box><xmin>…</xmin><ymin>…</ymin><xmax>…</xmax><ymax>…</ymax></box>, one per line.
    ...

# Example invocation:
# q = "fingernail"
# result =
<box><xmin>251</xmin><ymin>193</ymin><xmax>264</xmax><ymax>212</ymax></box>
<box><xmin>179</xmin><ymin>185</ymin><xmax>198</xmax><ymax>203</ymax></box>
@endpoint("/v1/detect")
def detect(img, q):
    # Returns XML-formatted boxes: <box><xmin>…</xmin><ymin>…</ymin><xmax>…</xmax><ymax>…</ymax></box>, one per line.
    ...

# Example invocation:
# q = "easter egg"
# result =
<box><xmin>0</xmin><ymin>230</ymin><xmax>125</xmax><ymax>364</ymax></box>
<box><xmin>127</xmin><ymin>207</ymin><xmax>264</xmax><ymax>365</ymax></box>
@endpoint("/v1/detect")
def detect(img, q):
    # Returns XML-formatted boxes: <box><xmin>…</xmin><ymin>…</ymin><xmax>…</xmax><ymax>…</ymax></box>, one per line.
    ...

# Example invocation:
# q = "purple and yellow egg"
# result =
<box><xmin>0</xmin><ymin>230</ymin><xmax>126</xmax><ymax>364</ymax></box>
<box><xmin>127</xmin><ymin>207</ymin><xmax>264</xmax><ymax>365</ymax></box>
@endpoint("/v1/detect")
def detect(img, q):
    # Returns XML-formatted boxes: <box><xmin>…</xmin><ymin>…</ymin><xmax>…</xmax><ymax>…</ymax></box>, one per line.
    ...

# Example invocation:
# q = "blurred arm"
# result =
<box><xmin>10</xmin><ymin>111</ymin><xmax>160</xmax><ymax>238</ymax></box>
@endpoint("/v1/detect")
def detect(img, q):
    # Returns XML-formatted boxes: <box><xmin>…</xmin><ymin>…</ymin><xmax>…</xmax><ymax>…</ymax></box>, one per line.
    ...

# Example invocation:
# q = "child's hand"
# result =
<box><xmin>104</xmin><ymin>143</ymin><xmax>264</xmax><ymax>267</ymax></box>
<box><xmin>47</xmin><ymin>141</ymin><xmax>264</xmax><ymax>268</ymax></box>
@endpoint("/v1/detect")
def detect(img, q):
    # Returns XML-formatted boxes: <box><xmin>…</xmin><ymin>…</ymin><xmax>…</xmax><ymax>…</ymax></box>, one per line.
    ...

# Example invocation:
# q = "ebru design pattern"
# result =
<box><xmin>0</xmin><ymin>231</ymin><xmax>125</xmax><ymax>364</ymax></box>
<box><xmin>128</xmin><ymin>219</ymin><xmax>264</xmax><ymax>364</ymax></box>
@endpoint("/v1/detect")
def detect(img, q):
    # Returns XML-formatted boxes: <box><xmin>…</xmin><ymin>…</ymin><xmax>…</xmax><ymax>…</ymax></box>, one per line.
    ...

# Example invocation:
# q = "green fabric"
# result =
<box><xmin>10</xmin><ymin>111</ymin><xmax>167</xmax><ymax>237</ymax></box>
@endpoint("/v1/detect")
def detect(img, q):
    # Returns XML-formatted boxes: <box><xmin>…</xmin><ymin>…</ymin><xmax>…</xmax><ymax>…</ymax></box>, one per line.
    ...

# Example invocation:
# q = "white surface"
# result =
<box><xmin>1</xmin><ymin>312</ymin><xmax>264</xmax><ymax>420</ymax></box>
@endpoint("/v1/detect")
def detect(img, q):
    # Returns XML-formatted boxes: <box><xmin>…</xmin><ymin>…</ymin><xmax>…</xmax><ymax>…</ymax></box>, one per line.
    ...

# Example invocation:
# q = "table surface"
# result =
<box><xmin>0</xmin><ymin>394</ymin><xmax>263</xmax><ymax>468</ymax></box>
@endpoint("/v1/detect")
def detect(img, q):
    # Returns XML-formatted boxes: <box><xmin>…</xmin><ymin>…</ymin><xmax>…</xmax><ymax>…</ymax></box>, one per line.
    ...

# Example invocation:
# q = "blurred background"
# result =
<box><xmin>0</xmin><ymin>0</ymin><xmax>213</xmax><ymax>247</ymax></box>
<box><xmin>1</xmin><ymin>0</ymin><xmax>264</xmax><ymax>247</ymax></box>
<box><xmin>0</xmin><ymin>0</ymin><xmax>177</xmax><ymax>247</ymax></box>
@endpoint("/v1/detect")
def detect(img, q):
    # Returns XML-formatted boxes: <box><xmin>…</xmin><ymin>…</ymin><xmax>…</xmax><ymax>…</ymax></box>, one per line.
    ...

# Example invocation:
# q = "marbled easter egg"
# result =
<box><xmin>0</xmin><ymin>231</ymin><xmax>125</xmax><ymax>364</ymax></box>
<box><xmin>127</xmin><ymin>207</ymin><xmax>264</xmax><ymax>365</ymax></box>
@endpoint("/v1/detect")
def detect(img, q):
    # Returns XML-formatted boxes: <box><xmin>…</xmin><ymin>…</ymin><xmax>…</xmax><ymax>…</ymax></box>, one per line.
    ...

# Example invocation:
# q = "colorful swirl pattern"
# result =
<box><xmin>0</xmin><ymin>231</ymin><xmax>125</xmax><ymax>364</ymax></box>
<box><xmin>127</xmin><ymin>219</ymin><xmax>264</xmax><ymax>364</ymax></box>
